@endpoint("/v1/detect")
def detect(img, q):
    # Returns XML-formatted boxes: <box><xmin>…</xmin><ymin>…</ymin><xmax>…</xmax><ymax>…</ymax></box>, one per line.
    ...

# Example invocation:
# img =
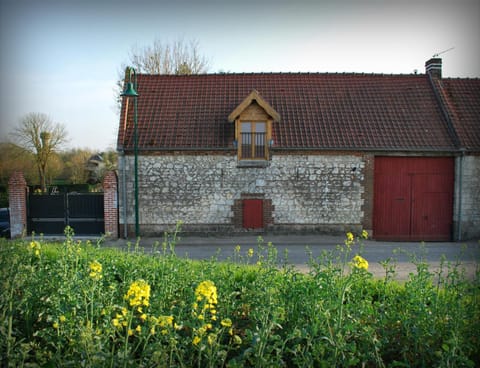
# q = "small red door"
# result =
<box><xmin>243</xmin><ymin>200</ymin><xmax>263</xmax><ymax>229</ymax></box>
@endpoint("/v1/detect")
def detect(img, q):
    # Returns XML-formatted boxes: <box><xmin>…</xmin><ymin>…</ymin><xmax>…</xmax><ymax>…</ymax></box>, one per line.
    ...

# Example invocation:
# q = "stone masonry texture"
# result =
<box><xmin>456</xmin><ymin>155</ymin><xmax>480</xmax><ymax>240</ymax></box>
<box><xmin>119</xmin><ymin>153</ymin><xmax>366</xmax><ymax>235</ymax></box>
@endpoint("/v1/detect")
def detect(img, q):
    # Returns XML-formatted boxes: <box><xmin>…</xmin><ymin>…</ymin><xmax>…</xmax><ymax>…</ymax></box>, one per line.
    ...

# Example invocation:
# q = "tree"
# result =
<box><xmin>0</xmin><ymin>142</ymin><xmax>36</xmax><ymax>185</ymax></box>
<box><xmin>60</xmin><ymin>148</ymin><xmax>95</xmax><ymax>184</ymax></box>
<box><xmin>128</xmin><ymin>37</ymin><xmax>210</xmax><ymax>75</ymax></box>
<box><xmin>116</xmin><ymin>37</ymin><xmax>210</xmax><ymax>108</ymax></box>
<box><xmin>11</xmin><ymin>113</ymin><xmax>68</xmax><ymax>192</ymax></box>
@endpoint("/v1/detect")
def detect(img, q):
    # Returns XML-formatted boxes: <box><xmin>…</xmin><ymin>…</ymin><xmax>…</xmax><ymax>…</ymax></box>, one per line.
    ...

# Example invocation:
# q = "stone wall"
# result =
<box><xmin>119</xmin><ymin>153</ymin><xmax>366</xmax><ymax>235</ymax></box>
<box><xmin>455</xmin><ymin>155</ymin><xmax>480</xmax><ymax>240</ymax></box>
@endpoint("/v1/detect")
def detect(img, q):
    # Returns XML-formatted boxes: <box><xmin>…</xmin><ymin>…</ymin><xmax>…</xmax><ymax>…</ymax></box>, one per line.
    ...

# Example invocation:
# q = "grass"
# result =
<box><xmin>1</xmin><ymin>225</ymin><xmax>479</xmax><ymax>367</ymax></box>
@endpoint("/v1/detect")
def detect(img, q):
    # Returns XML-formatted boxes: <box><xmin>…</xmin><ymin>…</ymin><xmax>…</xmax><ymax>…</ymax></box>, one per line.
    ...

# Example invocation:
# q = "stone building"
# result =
<box><xmin>117</xmin><ymin>58</ymin><xmax>480</xmax><ymax>240</ymax></box>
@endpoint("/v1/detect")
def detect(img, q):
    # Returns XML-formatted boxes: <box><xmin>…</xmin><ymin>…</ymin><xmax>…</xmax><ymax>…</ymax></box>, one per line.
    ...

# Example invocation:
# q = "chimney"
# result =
<box><xmin>425</xmin><ymin>57</ymin><xmax>442</xmax><ymax>78</ymax></box>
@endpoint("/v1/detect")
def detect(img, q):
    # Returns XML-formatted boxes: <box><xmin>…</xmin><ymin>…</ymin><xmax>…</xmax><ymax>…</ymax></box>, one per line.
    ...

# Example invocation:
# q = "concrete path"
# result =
<box><xmin>103</xmin><ymin>234</ymin><xmax>480</xmax><ymax>281</ymax></box>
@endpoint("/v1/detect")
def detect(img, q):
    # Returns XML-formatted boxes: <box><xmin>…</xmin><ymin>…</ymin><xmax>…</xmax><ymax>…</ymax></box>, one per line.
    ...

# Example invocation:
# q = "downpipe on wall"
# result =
<box><xmin>456</xmin><ymin>150</ymin><xmax>465</xmax><ymax>241</ymax></box>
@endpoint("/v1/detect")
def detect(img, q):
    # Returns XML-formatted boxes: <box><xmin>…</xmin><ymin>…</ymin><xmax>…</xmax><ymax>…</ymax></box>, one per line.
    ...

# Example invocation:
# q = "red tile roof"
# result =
<box><xmin>433</xmin><ymin>78</ymin><xmax>480</xmax><ymax>152</ymax></box>
<box><xmin>118</xmin><ymin>73</ymin><xmax>478</xmax><ymax>152</ymax></box>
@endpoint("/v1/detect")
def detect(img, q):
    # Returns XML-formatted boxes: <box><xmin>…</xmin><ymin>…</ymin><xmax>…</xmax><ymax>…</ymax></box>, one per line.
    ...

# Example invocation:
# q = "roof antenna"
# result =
<box><xmin>433</xmin><ymin>47</ymin><xmax>455</xmax><ymax>58</ymax></box>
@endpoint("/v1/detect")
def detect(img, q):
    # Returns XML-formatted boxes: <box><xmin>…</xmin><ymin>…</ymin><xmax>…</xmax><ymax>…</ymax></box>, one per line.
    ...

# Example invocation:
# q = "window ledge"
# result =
<box><xmin>237</xmin><ymin>160</ymin><xmax>269</xmax><ymax>168</ymax></box>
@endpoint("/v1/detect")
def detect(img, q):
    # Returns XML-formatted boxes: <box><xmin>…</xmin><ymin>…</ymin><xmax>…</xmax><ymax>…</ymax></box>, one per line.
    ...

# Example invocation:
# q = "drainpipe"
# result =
<box><xmin>457</xmin><ymin>149</ymin><xmax>465</xmax><ymax>241</ymax></box>
<box><xmin>118</xmin><ymin>149</ymin><xmax>128</xmax><ymax>239</ymax></box>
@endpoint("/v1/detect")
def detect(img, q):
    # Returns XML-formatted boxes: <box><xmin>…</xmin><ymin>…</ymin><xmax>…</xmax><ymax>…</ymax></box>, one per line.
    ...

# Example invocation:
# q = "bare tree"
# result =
<box><xmin>128</xmin><ymin>37</ymin><xmax>210</xmax><ymax>75</ymax></box>
<box><xmin>115</xmin><ymin>37</ymin><xmax>210</xmax><ymax>108</ymax></box>
<box><xmin>11</xmin><ymin>113</ymin><xmax>68</xmax><ymax>192</ymax></box>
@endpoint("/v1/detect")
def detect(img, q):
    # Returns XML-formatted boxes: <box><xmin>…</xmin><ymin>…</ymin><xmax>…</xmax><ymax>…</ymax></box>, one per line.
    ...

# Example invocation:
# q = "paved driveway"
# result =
<box><xmin>104</xmin><ymin>234</ymin><xmax>480</xmax><ymax>281</ymax></box>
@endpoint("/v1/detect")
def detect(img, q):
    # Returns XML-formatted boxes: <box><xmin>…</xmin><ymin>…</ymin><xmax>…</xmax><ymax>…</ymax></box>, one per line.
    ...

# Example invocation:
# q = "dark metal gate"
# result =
<box><xmin>28</xmin><ymin>193</ymin><xmax>104</xmax><ymax>235</ymax></box>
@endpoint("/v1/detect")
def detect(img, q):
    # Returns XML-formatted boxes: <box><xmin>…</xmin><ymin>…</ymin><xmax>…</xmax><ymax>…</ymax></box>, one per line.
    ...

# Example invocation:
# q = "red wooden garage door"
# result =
<box><xmin>243</xmin><ymin>199</ymin><xmax>263</xmax><ymax>229</ymax></box>
<box><xmin>374</xmin><ymin>157</ymin><xmax>454</xmax><ymax>241</ymax></box>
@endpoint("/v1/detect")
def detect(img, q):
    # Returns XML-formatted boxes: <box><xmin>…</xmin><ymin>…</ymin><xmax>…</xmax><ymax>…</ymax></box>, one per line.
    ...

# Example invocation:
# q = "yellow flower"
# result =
<box><xmin>195</xmin><ymin>280</ymin><xmax>217</xmax><ymax>306</ymax></box>
<box><xmin>248</xmin><ymin>248</ymin><xmax>254</xmax><ymax>257</ymax></box>
<box><xmin>29</xmin><ymin>241</ymin><xmax>41</xmax><ymax>257</ymax></box>
<box><xmin>89</xmin><ymin>260</ymin><xmax>103</xmax><ymax>280</ymax></box>
<box><xmin>235</xmin><ymin>245</ymin><xmax>241</xmax><ymax>252</ymax></box>
<box><xmin>125</xmin><ymin>280</ymin><xmax>151</xmax><ymax>308</ymax></box>
<box><xmin>53</xmin><ymin>322</ymin><xmax>59</xmax><ymax>329</ymax></box>
<box><xmin>361</xmin><ymin>230</ymin><xmax>369</xmax><ymax>239</ymax></box>
<box><xmin>193</xmin><ymin>336</ymin><xmax>201</xmax><ymax>346</ymax></box>
<box><xmin>351</xmin><ymin>255</ymin><xmax>369</xmax><ymax>270</ymax></box>
<box><xmin>233</xmin><ymin>335</ymin><xmax>242</xmax><ymax>345</ymax></box>
<box><xmin>59</xmin><ymin>315</ymin><xmax>66</xmax><ymax>323</ymax></box>
<box><xmin>221</xmin><ymin>318</ymin><xmax>232</xmax><ymax>328</ymax></box>
<box><xmin>157</xmin><ymin>315</ymin><xmax>174</xmax><ymax>327</ymax></box>
<box><xmin>112</xmin><ymin>318</ymin><xmax>120</xmax><ymax>327</ymax></box>
<box><xmin>346</xmin><ymin>232</ymin><xmax>354</xmax><ymax>242</ymax></box>
<box><xmin>128</xmin><ymin>329</ymin><xmax>134</xmax><ymax>336</ymax></box>
<box><xmin>150</xmin><ymin>327</ymin><xmax>156</xmax><ymax>335</ymax></box>
<box><xmin>135</xmin><ymin>325</ymin><xmax>142</xmax><ymax>333</ymax></box>
<box><xmin>140</xmin><ymin>313</ymin><xmax>147</xmax><ymax>321</ymax></box>
<box><xmin>207</xmin><ymin>333</ymin><xmax>216</xmax><ymax>346</ymax></box>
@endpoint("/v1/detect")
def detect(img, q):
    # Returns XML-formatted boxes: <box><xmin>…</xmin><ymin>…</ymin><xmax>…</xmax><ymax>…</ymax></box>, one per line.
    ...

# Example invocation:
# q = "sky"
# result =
<box><xmin>0</xmin><ymin>0</ymin><xmax>479</xmax><ymax>152</ymax></box>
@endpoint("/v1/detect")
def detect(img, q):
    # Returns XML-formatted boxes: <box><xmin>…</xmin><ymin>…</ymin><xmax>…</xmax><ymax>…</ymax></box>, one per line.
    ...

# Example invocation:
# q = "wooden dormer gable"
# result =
<box><xmin>228</xmin><ymin>89</ymin><xmax>281</xmax><ymax>123</ymax></box>
<box><xmin>228</xmin><ymin>90</ymin><xmax>280</xmax><ymax>162</ymax></box>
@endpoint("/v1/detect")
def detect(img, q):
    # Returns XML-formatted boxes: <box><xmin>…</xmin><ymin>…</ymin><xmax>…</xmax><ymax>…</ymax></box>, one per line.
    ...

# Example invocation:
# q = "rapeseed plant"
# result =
<box><xmin>88</xmin><ymin>260</ymin><xmax>103</xmax><ymax>280</ymax></box>
<box><xmin>124</xmin><ymin>279</ymin><xmax>151</xmax><ymax>308</ymax></box>
<box><xmin>1</xmin><ymin>228</ymin><xmax>478</xmax><ymax>368</ymax></box>
<box><xmin>351</xmin><ymin>255</ymin><xmax>369</xmax><ymax>271</ymax></box>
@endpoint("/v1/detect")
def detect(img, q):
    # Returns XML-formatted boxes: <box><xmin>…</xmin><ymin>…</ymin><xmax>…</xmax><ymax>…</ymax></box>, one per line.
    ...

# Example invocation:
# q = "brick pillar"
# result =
<box><xmin>103</xmin><ymin>171</ymin><xmax>118</xmax><ymax>238</ymax></box>
<box><xmin>8</xmin><ymin>171</ymin><xmax>28</xmax><ymax>238</ymax></box>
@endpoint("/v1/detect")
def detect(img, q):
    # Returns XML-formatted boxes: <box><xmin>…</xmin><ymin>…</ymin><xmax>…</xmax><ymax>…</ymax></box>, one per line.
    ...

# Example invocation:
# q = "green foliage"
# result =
<box><xmin>1</xmin><ymin>228</ymin><xmax>479</xmax><ymax>367</ymax></box>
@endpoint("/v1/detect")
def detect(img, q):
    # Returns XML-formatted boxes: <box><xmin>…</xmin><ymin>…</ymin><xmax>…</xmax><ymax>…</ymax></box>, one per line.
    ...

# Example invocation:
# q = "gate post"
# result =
<box><xmin>103</xmin><ymin>171</ymin><xmax>118</xmax><ymax>238</ymax></box>
<box><xmin>8</xmin><ymin>171</ymin><xmax>28</xmax><ymax>238</ymax></box>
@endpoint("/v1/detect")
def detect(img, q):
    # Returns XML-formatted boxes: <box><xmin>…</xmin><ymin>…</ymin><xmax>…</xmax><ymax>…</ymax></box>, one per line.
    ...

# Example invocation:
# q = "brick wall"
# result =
<box><xmin>103</xmin><ymin>171</ymin><xmax>118</xmax><ymax>238</ymax></box>
<box><xmin>361</xmin><ymin>154</ymin><xmax>375</xmax><ymax>232</ymax></box>
<box><xmin>232</xmin><ymin>194</ymin><xmax>274</xmax><ymax>231</ymax></box>
<box><xmin>8</xmin><ymin>171</ymin><xmax>28</xmax><ymax>238</ymax></box>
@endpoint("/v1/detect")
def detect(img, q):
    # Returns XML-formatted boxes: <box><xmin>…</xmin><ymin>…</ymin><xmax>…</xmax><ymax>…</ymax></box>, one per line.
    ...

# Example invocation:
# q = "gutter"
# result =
<box><xmin>122</xmin><ymin>146</ymin><xmax>459</xmax><ymax>154</ymax></box>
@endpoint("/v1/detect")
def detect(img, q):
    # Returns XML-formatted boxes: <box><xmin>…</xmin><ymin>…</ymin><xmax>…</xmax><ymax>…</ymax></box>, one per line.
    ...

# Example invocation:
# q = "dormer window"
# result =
<box><xmin>228</xmin><ymin>90</ymin><xmax>280</xmax><ymax>164</ymax></box>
